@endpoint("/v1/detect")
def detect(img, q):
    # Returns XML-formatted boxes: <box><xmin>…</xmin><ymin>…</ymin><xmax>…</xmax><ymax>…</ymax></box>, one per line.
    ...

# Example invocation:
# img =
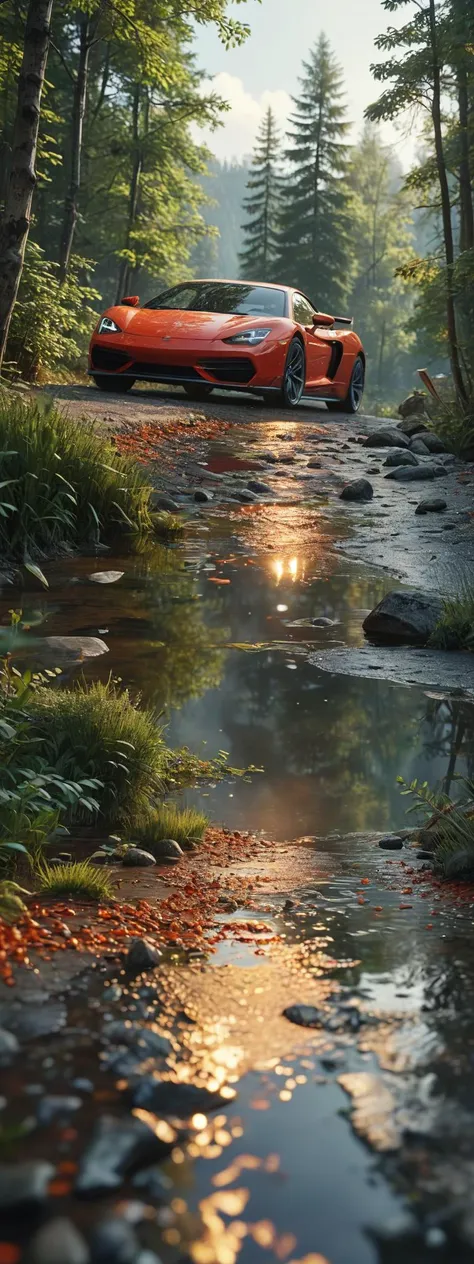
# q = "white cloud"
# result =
<box><xmin>193</xmin><ymin>72</ymin><xmax>292</xmax><ymax>163</ymax></box>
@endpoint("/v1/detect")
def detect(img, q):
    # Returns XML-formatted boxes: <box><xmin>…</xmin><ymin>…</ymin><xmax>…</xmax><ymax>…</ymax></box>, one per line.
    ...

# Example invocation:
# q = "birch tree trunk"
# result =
<box><xmin>58</xmin><ymin>14</ymin><xmax>92</xmax><ymax>282</ymax></box>
<box><xmin>0</xmin><ymin>0</ymin><xmax>52</xmax><ymax>371</ymax></box>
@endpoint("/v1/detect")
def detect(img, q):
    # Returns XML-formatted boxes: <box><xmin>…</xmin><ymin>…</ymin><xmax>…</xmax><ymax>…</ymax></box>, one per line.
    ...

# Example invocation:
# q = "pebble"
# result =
<box><xmin>247</xmin><ymin>479</ymin><xmax>272</xmax><ymax>494</ymax></box>
<box><xmin>425</xmin><ymin>1227</ymin><xmax>447</xmax><ymax>1248</ymax></box>
<box><xmin>122</xmin><ymin>847</ymin><xmax>156</xmax><ymax>867</ymax></box>
<box><xmin>415</xmin><ymin>497</ymin><xmax>447</xmax><ymax>515</ymax></box>
<box><xmin>72</xmin><ymin>1077</ymin><xmax>94</xmax><ymax>1093</ymax></box>
<box><xmin>282</xmin><ymin>1004</ymin><xmax>323</xmax><ymax>1028</ymax></box>
<box><xmin>36</xmin><ymin>1094</ymin><xmax>82</xmax><ymax>1126</ymax></box>
<box><xmin>0</xmin><ymin>1026</ymin><xmax>19</xmax><ymax>1064</ymax></box>
<box><xmin>88</xmin><ymin>571</ymin><xmax>124</xmax><ymax>584</ymax></box>
<box><xmin>124</xmin><ymin>938</ymin><xmax>162</xmax><ymax>973</ymax></box>
<box><xmin>88</xmin><ymin>1216</ymin><xmax>140</xmax><ymax>1263</ymax></box>
<box><xmin>27</xmin><ymin>1217</ymin><xmax>90</xmax><ymax>1264</ymax></box>
<box><xmin>75</xmin><ymin>1114</ymin><xmax>173</xmax><ymax>1196</ymax></box>
<box><xmin>102</xmin><ymin>1020</ymin><xmax>170</xmax><ymax>1058</ymax></box>
<box><xmin>132</xmin><ymin>1078</ymin><xmax>229</xmax><ymax>1116</ymax></box>
<box><xmin>379</xmin><ymin>835</ymin><xmax>403</xmax><ymax>850</ymax></box>
<box><xmin>194</xmin><ymin>489</ymin><xmax>213</xmax><ymax>502</ymax></box>
<box><xmin>340</xmin><ymin>479</ymin><xmax>374</xmax><ymax>502</ymax></box>
<box><xmin>306</xmin><ymin>458</ymin><xmax>322</xmax><ymax>469</ymax></box>
<box><xmin>147</xmin><ymin>838</ymin><xmax>183</xmax><ymax>862</ymax></box>
<box><xmin>0</xmin><ymin>1160</ymin><xmax>54</xmax><ymax>1208</ymax></box>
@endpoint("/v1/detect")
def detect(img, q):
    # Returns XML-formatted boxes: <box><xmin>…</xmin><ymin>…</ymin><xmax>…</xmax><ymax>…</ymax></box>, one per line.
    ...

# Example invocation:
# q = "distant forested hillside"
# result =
<box><xmin>191</xmin><ymin>159</ymin><xmax>250</xmax><ymax>279</ymax></box>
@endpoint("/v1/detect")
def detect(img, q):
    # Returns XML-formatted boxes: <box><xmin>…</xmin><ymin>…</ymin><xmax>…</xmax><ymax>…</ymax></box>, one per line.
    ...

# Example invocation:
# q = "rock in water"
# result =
<box><xmin>420</xmin><ymin>432</ymin><xmax>447</xmax><ymax>454</ymax></box>
<box><xmin>383</xmin><ymin>450</ymin><xmax>418</xmax><ymax>468</ymax></box>
<box><xmin>307</xmin><ymin>458</ymin><xmax>322</xmax><ymax>469</ymax></box>
<box><xmin>148</xmin><ymin>838</ymin><xmax>183</xmax><ymax>862</ymax></box>
<box><xmin>282</xmin><ymin>1004</ymin><xmax>323</xmax><ymax>1028</ymax></box>
<box><xmin>33</xmin><ymin>636</ymin><xmax>109</xmax><ymax>665</ymax></box>
<box><xmin>151</xmin><ymin>493</ymin><xmax>180</xmax><ymax>512</ymax></box>
<box><xmin>88</xmin><ymin>1216</ymin><xmax>139</xmax><ymax>1264</ymax></box>
<box><xmin>102</xmin><ymin>1020</ymin><xmax>170</xmax><ymax>1058</ymax></box>
<box><xmin>0</xmin><ymin>1161</ymin><xmax>54</xmax><ymax>1209</ymax></box>
<box><xmin>384</xmin><ymin>465</ymin><xmax>442</xmax><ymax>482</ymax></box>
<box><xmin>88</xmin><ymin>571</ymin><xmax>124</xmax><ymax>584</ymax></box>
<box><xmin>194</xmin><ymin>489</ymin><xmax>213</xmax><ymax>503</ymax></box>
<box><xmin>0</xmin><ymin>1026</ymin><xmax>19</xmax><ymax>1065</ymax></box>
<box><xmin>27</xmin><ymin>1218</ymin><xmax>90</xmax><ymax>1264</ymax></box>
<box><xmin>340</xmin><ymin>479</ymin><xmax>373</xmax><ymax>502</ymax></box>
<box><xmin>415</xmin><ymin>497</ymin><xmax>447</xmax><ymax>515</ymax></box>
<box><xmin>409</xmin><ymin>438</ymin><xmax>430</xmax><ymax>455</ymax></box>
<box><xmin>312</xmin><ymin>617</ymin><xmax>336</xmax><ymax>627</ymax></box>
<box><xmin>364</xmin><ymin>429</ymin><xmax>409</xmax><ymax>449</ymax></box>
<box><xmin>124</xmin><ymin>938</ymin><xmax>162</xmax><ymax>973</ymax></box>
<box><xmin>378</xmin><ymin>835</ymin><xmax>404</xmax><ymax>850</ymax></box>
<box><xmin>247</xmin><ymin>479</ymin><xmax>272</xmax><ymax>494</ymax></box>
<box><xmin>36</xmin><ymin>1095</ymin><xmax>82</xmax><ymax>1126</ymax></box>
<box><xmin>363</xmin><ymin>590</ymin><xmax>443</xmax><ymax>644</ymax></box>
<box><xmin>122</xmin><ymin>847</ymin><xmax>156</xmax><ymax>867</ymax></box>
<box><xmin>75</xmin><ymin>1114</ymin><xmax>174</xmax><ymax>1196</ymax></box>
<box><xmin>132</xmin><ymin>1079</ymin><xmax>230</xmax><ymax>1117</ymax></box>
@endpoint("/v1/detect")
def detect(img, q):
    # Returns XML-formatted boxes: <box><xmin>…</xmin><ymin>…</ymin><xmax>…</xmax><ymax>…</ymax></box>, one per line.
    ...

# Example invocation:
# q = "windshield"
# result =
<box><xmin>144</xmin><ymin>281</ymin><xmax>286</xmax><ymax>318</ymax></box>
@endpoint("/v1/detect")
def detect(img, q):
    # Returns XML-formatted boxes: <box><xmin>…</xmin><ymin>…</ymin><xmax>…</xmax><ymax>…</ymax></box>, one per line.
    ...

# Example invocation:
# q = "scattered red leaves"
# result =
<box><xmin>113</xmin><ymin>416</ymin><xmax>230</xmax><ymax>465</ymax></box>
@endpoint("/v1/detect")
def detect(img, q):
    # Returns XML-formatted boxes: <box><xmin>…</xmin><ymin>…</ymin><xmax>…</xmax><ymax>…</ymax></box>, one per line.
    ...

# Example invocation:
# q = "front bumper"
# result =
<box><xmin>88</xmin><ymin>333</ymin><xmax>283</xmax><ymax>389</ymax></box>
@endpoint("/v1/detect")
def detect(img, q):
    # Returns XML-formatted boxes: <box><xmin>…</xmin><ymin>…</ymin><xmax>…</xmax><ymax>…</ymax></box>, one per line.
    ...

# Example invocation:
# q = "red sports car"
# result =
<box><xmin>89</xmin><ymin>279</ymin><xmax>365</xmax><ymax>411</ymax></box>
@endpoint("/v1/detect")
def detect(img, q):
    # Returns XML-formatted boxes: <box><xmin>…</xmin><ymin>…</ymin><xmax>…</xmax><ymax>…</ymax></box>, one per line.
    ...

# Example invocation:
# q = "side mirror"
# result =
<box><xmin>121</xmin><ymin>295</ymin><xmax>140</xmax><ymax>307</ymax></box>
<box><xmin>312</xmin><ymin>311</ymin><xmax>334</xmax><ymax>328</ymax></box>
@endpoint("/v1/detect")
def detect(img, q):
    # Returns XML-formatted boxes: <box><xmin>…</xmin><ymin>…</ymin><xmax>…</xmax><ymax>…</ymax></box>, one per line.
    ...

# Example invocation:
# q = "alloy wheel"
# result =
<box><xmin>350</xmin><ymin>358</ymin><xmax>365</xmax><ymax>411</ymax></box>
<box><xmin>284</xmin><ymin>340</ymin><xmax>305</xmax><ymax>405</ymax></box>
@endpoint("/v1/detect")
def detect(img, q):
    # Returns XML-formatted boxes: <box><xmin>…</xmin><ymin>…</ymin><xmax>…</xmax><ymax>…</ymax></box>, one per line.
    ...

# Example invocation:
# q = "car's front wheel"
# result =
<box><xmin>274</xmin><ymin>338</ymin><xmax>306</xmax><ymax>408</ymax></box>
<box><xmin>92</xmin><ymin>375</ymin><xmax>135</xmax><ymax>393</ymax></box>
<box><xmin>183</xmin><ymin>383</ymin><xmax>214</xmax><ymax>401</ymax></box>
<box><xmin>327</xmin><ymin>355</ymin><xmax>365</xmax><ymax>414</ymax></box>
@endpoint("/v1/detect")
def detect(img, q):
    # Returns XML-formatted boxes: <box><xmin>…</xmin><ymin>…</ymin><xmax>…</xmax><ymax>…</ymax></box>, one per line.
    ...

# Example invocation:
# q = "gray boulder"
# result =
<box><xmin>27</xmin><ymin>1218</ymin><xmax>90</xmax><ymax>1264</ymax></box>
<box><xmin>363</xmin><ymin>589</ymin><xmax>443</xmax><ymax>644</ymax></box>
<box><xmin>397</xmin><ymin>416</ymin><xmax>428</xmax><ymax>438</ymax></box>
<box><xmin>0</xmin><ymin>1161</ymin><xmax>54</xmax><ymax>1209</ymax></box>
<box><xmin>194</xmin><ymin>489</ymin><xmax>213</xmax><ymax>503</ymax></box>
<box><xmin>132</xmin><ymin>1078</ymin><xmax>229</xmax><ymax>1117</ymax></box>
<box><xmin>443</xmin><ymin>849</ymin><xmax>474</xmax><ymax>880</ymax></box>
<box><xmin>379</xmin><ymin>835</ymin><xmax>404</xmax><ymax>850</ymax></box>
<box><xmin>398</xmin><ymin>392</ymin><xmax>429</xmax><ymax>419</ymax></box>
<box><xmin>340</xmin><ymin>479</ymin><xmax>373</xmax><ymax>502</ymax></box>
<box><xmin>148</xmin><ymin>838</ymin><xmax>183</xmax><ymax>862</ymax></box>
<box><xmin>384</xmin><ymin>464</ymin><xmax>443</xmax><ymax>482</ymax></box>
<box><xmin>151</xmin><ymin>493</ymin><xmax>180</xmax><ymax>512</ymax></box>
<box><xmin>384</xmin><ymin>450</ymin><xmax>418</xmax><ymax>467</ymax></box>
<box><xmin>283</xmin><ymin>1004</ymin><xmax>323</xmax><ymax>1028</ymax></box>
<box><xmin>415</xmin><ymin>497</ymin><xmax>447</xmax><ymax>515</ymax></box>
<box><xmin>122</xmin><ymin>847</ymin><xmax>156</xmax><ymax>867</ymax></box>
<box><xmin>247</xmin><ymin>479</ymin><xmax>272</xmax><ymax>494</ymax></box>
<box><xmin>33</xmin><ymin>636</ymin><xmax>109</xmax><ymax>665</ymax></box>
<box><xmin>124</xmin><ymin>938</ymin><xmax>162</xmax><ymax>973</ymax></box>
<box><xmin>233</xmin><ymin>489</ymin><xmax>256</xmax><ymax>503</ymax></box>
<box><xmin>364</xmin><ymin>429</ymin><xmax>409</xmax><ymax>449</ymax></box>
<box><xmin>307</xmin><ymin>458</ymin><xmax>322</xmax><ymax>469</ymax></box>
<box><xmin>410</xmin><ymin>437</ymin><xmax>430</xmax><ymax>455</ymax></box>
<box><xmin>75</xmin><ymin>1114</ymin><xmax>173</xmax><ymax>1196</ymax></box>
<box><xmin>420</xmin><ymin>432</ymin><xmax>447</xmax><ymax>454</ymax></box>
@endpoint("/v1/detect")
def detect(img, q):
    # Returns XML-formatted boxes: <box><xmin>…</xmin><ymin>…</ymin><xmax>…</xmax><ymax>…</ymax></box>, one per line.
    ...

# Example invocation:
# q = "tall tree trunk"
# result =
<box><xmin>58</xmin><ymin>14</ymin><xmax>91</xmax><ymax>283</ymax></box>
<box><xmin>0</xmin><ymin>0</ymin><xmax>52</xmax><ymax>372</ymax></box>
<box><xmin>428</xmin><ymin>0</ymin><xmax>468</xmax><ymax>405</ymax></box>
<box><xmin>115</xmin><ymin>84</ymin><xmax>142</xmax><ymax>302</ymax></box>
<box><xmin>457</xmin><ymin>63</ymin><xmax>474</xmax><ymax>251</ymax></box>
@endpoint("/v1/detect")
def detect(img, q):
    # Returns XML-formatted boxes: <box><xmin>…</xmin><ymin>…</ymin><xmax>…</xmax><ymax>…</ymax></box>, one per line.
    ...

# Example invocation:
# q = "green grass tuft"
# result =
<box><xmin>28</xmin><ymin>679</ymin><xmax>167</xmax><ymax>826</ymax></box>
<box><xmin>152</xmin><ymin>511</ymin><xmax>183</xmax><ymax>539</ymax></box>
<box><xmin>429</xmin><ymin>589</ymin><xmax>474</xmax><ymax>651</ymax></box>
<box><xmin>0</xmin><ymin>396</ymin><xmax>158</xmax><ymax>564</ymax></box>
<box><xmin>36</xmin><ymin>859</ymin><xmax>113</xmax><ymax>901</ymax></box>
<box><xmin>131</xmin><ymin>803</ymin><xmax>208</xmax><ymax>852</ymax></box>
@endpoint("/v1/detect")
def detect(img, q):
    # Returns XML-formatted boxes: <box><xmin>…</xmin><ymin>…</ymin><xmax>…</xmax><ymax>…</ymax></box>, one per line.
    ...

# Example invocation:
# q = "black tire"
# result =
<box><xmin>274</xmin><ymin>337</ymin><xmax>306</xmax><ymax>408</ymax></box>
<box><xmin>327</xmin><ymin>355</ymin><xmax>365</xmax><ymax>414</ymax></box>
<box><xmin>183</xmin><ymin>383</ymin><xmax>214</xmax><ymax>401</ymax></box>
<box><xmin>92</xmin><ymin>375</ymin><xmax>135</xmax><ymax>393</ymax></box>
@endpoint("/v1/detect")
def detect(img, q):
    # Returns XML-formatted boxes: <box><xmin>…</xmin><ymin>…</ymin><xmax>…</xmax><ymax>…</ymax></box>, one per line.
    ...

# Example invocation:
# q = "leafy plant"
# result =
<box><xmin>0</xmin><ymin>880</ymin><xmax>31</xmax><ymax>923</ymax></box>
<box><xmin>429</xmin><ymin>589</ymin><xmax>474</xmax><ymax>651</ymax></box>
<box><xmin>0</xmin><ymin>396</ymin><xmax>176</xmax><ymax>567</ymax></box>
<box><xmin>4</xmin><ymin>243</ymin><xmax>99</xmax><ymax>383</ymax></box>
<box><xmin>36</xmin><ymin>859</ymin><xmax>113</xmax><ymax>901</ymax></box>
<box><xmin>131</xmin><ymin>803</ymin><xmax>208</xmax><ymax>852</ymax></box>
<box><xmin>398</xmin><ymin>775</ymin><xmax>474</xmax><ymax>878</ymax></box>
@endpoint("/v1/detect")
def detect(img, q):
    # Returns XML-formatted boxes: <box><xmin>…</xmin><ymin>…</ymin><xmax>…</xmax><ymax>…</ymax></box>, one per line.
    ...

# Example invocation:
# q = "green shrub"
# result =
<box><xmin>27</xmin><ymin>680</ymin><xmax>167</xmax><ymax>826</ymax></box>
<box><xmin>4</xmin><ymin>243</ymin><xmax>99</xmax><ymax>383</ymax></box>
<box><xmin>398</xmin><ymin>774</ymin><xmax>474</xmax><ymax>878</ymax></box>
<box><xmin>131</xmin><ymin>803</ymin><xmax>208</xmax><ymax>852</ymax></box>
<box><xmin>0</xmin><ymin>397</ymin><xmax>178</xmax><ymax>567</ymax></box>
<box><xmin>429</xmin><ymin>589</ymin><xmax>474</xmax><ymax>651</ymax></box>
<box><xmin>36</xmin><ymin>859</ymin><xmax>113</xmax><ymax>901</ymax></box>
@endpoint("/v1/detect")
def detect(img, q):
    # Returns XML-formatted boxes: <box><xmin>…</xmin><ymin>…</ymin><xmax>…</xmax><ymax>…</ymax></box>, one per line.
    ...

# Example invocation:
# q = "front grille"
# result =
<box><xmin>197</xmin><ymin>357</ymin><xmax>255</xmax><ymax>384</ymax></box>
<box><xmin>91</xmin><ymin>347</ymin><xmax>131</xmax><ymax>371</ymax></box>
<box><xmin>130</xmin><ymin>362</ymin><xmax>200</xmax><ymax>380</ymax></box>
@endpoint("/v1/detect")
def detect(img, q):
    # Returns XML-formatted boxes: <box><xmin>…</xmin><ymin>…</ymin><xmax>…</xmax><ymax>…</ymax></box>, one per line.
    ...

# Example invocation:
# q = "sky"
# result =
<box><xmin>192</xmin><ymin>0</ymin><xmax>418</xmax><ymax>168</ymax></box>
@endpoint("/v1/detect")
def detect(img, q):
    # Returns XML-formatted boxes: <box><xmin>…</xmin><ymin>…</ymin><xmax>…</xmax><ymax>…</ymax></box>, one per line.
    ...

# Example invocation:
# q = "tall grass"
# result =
<box><xmin>0</xmin><ymin>397</ymin><xmax>178</xmax><ymax>566</ymax></box>
<box><xmin>131</xmin><ymin>803</ymin><xmax>208</xmax><ymax>852</ymax></box>
<box><xmin>429</xmin><ymin>588</ymin><xmax>474</xmax><ymax>651</ymax></box>
<box><xmin>27</xmin><ymin>680</ymin><xmax>167</xmax><ymax>826</ymax></box>
<box><xmin>36</xmin><ymin>859</ymin><xmax>113</xmax><ymax>901</ymax></box>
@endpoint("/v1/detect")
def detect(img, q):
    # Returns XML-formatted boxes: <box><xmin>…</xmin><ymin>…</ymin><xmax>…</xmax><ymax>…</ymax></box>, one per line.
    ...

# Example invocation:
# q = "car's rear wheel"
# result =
<box><xmin>183</xmin><ymin>383</ymin><xmax>214</xmax><ymax>401</ymax></box>
<box><xmin>273</xmin><ymin>338</ymin><xmax>306</xmax><ymax>408</ymax></box>
<box><xmin>327</xmin><ymin>355</ymin><xmax>365</xmax><ymax>414</ymax></box>
<box><xmin>92</xmin><ymin>375</ymin><xmax>135</xmax><ymax>393</ymax></box>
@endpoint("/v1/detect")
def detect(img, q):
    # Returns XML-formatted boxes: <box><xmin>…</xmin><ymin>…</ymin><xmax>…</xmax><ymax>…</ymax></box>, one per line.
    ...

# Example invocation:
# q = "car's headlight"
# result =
<box><xmin>98</xmin><ymin>316</ymin><xmax>121</xmax><ymax>334</ymax></box>
<box><xmin>224</xmin><ymin>326</ymin><xmax>272</xmax><ymax>346</ymax></box>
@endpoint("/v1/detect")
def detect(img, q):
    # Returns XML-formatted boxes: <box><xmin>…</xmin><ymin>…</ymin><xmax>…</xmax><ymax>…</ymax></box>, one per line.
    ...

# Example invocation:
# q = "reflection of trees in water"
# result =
<box><xmin>422</xmin><ymin>697</ymin><xmax>474</xmax><ymax>794</ymax></box>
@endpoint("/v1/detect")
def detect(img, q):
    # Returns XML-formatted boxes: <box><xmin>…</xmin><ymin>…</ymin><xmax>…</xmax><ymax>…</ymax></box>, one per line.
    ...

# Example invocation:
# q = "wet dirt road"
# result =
<box><xmin>1</xmin><ymin>383</ymin><xmax>474</xmax><ymax>1263</ymax></box>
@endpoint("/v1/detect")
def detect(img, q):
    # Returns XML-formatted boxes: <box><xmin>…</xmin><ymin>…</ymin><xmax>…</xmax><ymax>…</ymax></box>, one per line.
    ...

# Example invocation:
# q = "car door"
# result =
<box><xmin>292</xmin><ymin>293</ymin><xmax>333</xmax><ymax>386</ymax></box>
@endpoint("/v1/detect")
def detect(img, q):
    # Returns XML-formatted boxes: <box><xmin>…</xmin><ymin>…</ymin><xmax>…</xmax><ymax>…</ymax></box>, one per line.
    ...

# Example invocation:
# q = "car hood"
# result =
<box><xmin>107</xmin><ymin>307</ymin><xmax>282</xmax><ymax>341</ymax></box>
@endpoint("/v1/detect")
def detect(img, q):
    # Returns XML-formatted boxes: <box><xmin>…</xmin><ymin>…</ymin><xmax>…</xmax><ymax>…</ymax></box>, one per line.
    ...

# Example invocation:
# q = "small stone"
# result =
<box><xmin>0</xmin><ymin>1160</ymin><xmax>54</xmax><ymax>1209</ymax></box>
<box><xmin>133</xmin><ymin>1167</ymin><xmax>172</xmax><ymax>1198</ymax></box>
<box><xmin>340</xmin><ymin>479</ymin><xmax>373</xmax><ymax>502</ymax></box>
<box><xmin>311</xmin><ymin>617</ymin><xmax>336</xmax><ymax>627</ymax></box>
<box><xmin>234</xmin><ymin>489</ymin><xmax>256</xmax><ymax>503</ymax></box>
<box><xmin>36</xmin><ymin>1094</ymin><xmax>82</xmax><ymax>1126</ymax></box>
<box><xmin>415</xmin><ymin>497</ymin><xmax>447</xmax><ymax>515</ymax></box>
<box><xmin>194</xmin><ymin>489</ymin><xmax>213</xmax><ymax>503</ymax></box>
<box><xmin>364</xmin><ymin>429</ymin><xmax>409</xmax><ymax>449</ymax></box>
<box><xmin>88</xmin><ymin>571</ymin><xmax>124</xmax><ymax>584</ymax></box>
<box><xmin>416</xmin><ymin>851</ymin><xmax>433</xmax><ymax>860</ymax></box>
<box><xmin>384</xmin><ymin>450</ymin><xmax>418</xmax><ymax>467</ymax></box>
<box><xmin>420</xmin><ymin>433</ymin><xmax>447</xmax><ymax>454</ymax></box>
<box><xmin>147</xmin><ymin>838</ymin><xmax>183</xmax><ymax>862</ymax></box>
<box><xmin>306</xmin><ymin>458</ymin><xmax>322</xmax><ymax>469</ymax></box>
<box><xmin>132</xmin><ymin>1079</ymin><xmax>230</xmax><ymax>1117</ymax></box>
<box><xmin>72</xmin><ymin>1078</ymin><xmax>94</xmax><ymax>1093</ymax></box>
<box><xmin>384</xmin><ymin>465</ymin><xmax>440</xmax><ymax>482</ymax></box>
<box><xmin>151</xmin><ymin>494</ymin><xmax>180</xmax><ymax>512</ymax></box>
<box><xmin>379</xmin><ymin>835</ymin><xmax>403</xmax><ymax>850</ymax></box>
<box><xmin>124</xmin><ymin>939</ymin><xmax>162</xmax><ymax>973</ymax></box>
<box><xmin>247</xmin><ymin>479</ymin><xmax>272</xmax><ymax>494</ymax></box>
<box><xmin>398</xmin><ymin>392</ymin><xmax>429</xmax><ymax>419</ymax></box>
<box><xmin>410</xmin><ymin>437</ymin><xmax>430</xmax><ymax>455</ymax></box>
<box><xmin>103</xmin><ymin>1020</ymin><xmax>170</xmax><ymax>1058</ymax></box>
<box><xmin>425</xmin><ymin>1227</ymin><xmax>447</xmax><ymax>1248</ymax></box>
<box><xmin>122</xmin><ymin>848</ymin><xmax>156</xmax><ymax>868</ymax></box>
<box><xmin>88</xmin><ymin>1215</ymin><xmax>139</xmax><ymax>1263</ymax></box>
<box><xmin>27</xmin><ymin>1217</ymin><xmax>90</xmax><ymax>1264</ymax></box>
<box><xmin>0</xmin><ymin>1026</ymin><xmax>19</xmax><ymax>1065</ymax></box>
<box><xmin>363</xmin><ymin>589</ymin><xmax>443</xmax><ymax>644</ymax></box>
<box><xmin>75</xmin><ymin>1114</ymin><xmax>173</xmax><ymax>1196</ymax></box>
<box><xmin>397</xmin><ymin>416</ymin><xmax>428</xmax><ymax>437</ymax></box>
<box><xmin>33</xmin><ymin>636</ymin><xmax>109</xmax><ymax>664</ymax></box>
<box><xmin>282</xmin><ymin>1004</ymin><xmax>323</xmax><ymax>1028</ymax></box>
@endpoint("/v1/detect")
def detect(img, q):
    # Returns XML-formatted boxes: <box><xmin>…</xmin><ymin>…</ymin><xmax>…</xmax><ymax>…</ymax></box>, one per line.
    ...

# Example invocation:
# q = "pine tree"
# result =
<box><xmin>277</xmin><ymin>34</ymin><xmax>353</xmax><ymax>312</ymax></box>
<box><xmin>239</xmin><ymin>106</ymin><xmax>282</xmax><ymax>279</ymax></box>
